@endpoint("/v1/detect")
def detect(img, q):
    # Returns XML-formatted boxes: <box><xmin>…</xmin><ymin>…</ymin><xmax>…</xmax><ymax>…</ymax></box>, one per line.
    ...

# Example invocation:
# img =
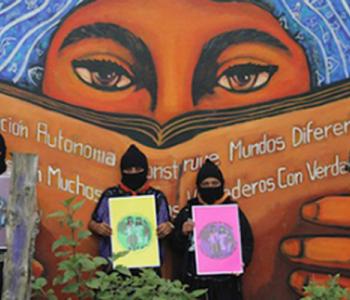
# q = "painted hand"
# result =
<box><xmin>280</xmin><ymin>196</ymin><xmax>350</xmax><ymax>295</ymax></box>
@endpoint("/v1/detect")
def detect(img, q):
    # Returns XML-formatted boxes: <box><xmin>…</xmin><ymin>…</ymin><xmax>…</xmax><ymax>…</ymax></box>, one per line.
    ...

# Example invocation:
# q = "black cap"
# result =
<box><xmin>196</xmin><ymin>159</ymin><xmax>224</xmax><ymax>187</ymax></box>
<box><xmin>120</xmin><ymin>145</ymin><xmax>148</xmax><ymax>172</ymax></box>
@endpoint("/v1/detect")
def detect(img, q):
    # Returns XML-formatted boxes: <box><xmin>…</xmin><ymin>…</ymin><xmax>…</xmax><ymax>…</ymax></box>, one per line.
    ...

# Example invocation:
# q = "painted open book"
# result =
<box><xmin>1</xmin><ymin>80</ymin><xmax>350</xmax><ymax>148</ymax></box>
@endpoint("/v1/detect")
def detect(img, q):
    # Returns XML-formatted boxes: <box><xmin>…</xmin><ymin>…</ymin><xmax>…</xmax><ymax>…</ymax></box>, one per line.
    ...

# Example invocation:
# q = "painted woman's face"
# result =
<box><xmin>43</xmin><ymin>0</ymin><xmax>311</xmax><ymax>123</ymax></box>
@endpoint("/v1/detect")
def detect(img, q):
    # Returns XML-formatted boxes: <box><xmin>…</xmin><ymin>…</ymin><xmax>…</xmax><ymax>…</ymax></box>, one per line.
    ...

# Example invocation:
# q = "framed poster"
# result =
<box><xmin>108</xmin><ymin>195</ymin><xmax>160</xmax><ymax>269</ymax></box>
<box><xmin>192</xmin><ymin>204</ymin><xmax>243</xmax><ymax>275</ymax></box>
<box><xmin>0</xmin><ymin>174</ymin><xmax>10</xmax><ymax>249</ymax></box>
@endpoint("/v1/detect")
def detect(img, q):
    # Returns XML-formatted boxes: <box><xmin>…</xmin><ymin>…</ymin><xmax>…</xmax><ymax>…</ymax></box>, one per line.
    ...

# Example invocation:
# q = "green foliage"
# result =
<box><xmin>94</xmin><ymin>269</ymin><xmax>206</xmax><ymax>300</ymax></box>
<box><xmin>301</xmin><ymin>274</ymin><xmax>350</xmax><ymax>300</ymax></box>
<box><xmin>31</xmin><ymin>277</ymin><xmax>57</xmax><ymax>300</ymax></box>
<box><xmin>31</xmin><ymin>198</ymin><xmax>206</xmax><ymax>300</ymax></box>
<box><xmin>33</xmin><ymin>198</ymin><xmax>106</xmax><ymax>299</ymax></box>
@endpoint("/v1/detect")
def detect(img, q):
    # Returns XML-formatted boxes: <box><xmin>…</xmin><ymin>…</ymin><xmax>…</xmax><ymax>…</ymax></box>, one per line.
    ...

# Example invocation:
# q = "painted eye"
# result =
<box><xmin>217</xmin><ymin>64</ymin><xmax>278</xmax><ymax>93</ymax></box>
<box><xmin>72</xmin><ymin>59</ymin><xmax>133</xmax><ymax>91</ymax></box>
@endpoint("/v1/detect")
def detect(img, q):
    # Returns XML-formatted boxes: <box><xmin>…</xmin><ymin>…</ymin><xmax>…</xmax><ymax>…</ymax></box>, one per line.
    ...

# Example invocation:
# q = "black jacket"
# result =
<box><xmin>172</xmin><ymin>196</ymin><xmax>254</xmax><ymax>283</ymax></box>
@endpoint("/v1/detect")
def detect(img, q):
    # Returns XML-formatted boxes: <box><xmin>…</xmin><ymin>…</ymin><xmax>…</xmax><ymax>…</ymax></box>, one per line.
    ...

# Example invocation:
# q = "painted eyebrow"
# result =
<box><xmin>209</xmin><ymin>29</ymin><xmax>289</xmax><ymax>53</ymax></box>
<box><xmin>59</xmin><ymin>22</ymin><xmax>157</xmax><ymax>110</ymax></box>
<box><xmin>60</xmin><ymin>22</ymin><xmax>144</xmax><ymax>51</ymax></box>
<box><xmin>192</xmin><ymin>29</ymin><xmax>290</xmax><ymax>104</ymax></box>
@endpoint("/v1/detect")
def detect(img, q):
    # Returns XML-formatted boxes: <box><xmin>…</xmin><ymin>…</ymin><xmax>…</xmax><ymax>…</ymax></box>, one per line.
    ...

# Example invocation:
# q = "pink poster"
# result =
<box><xmin>192</xmin><ymin>204</ymin><xmax>243</xmax><ymax>275</ymax></box>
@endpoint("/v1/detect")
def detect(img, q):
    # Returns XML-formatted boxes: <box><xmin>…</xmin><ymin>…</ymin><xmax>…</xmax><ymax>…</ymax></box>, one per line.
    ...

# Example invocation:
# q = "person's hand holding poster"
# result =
<box><xmin>108</xmin><ymin>195</ymin><xmax>160</xmax><ymax>269</ymax></box>
<box><xmin>192</xmin><ymin>205</ymin><xmax>243</xmax><ymax>275</ymax></box>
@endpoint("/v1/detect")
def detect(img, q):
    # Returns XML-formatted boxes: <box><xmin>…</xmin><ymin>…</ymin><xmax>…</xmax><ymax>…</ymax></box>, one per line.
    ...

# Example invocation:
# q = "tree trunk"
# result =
<box><xmin>2</xmin><ymin>153</ymin><xmax>39</xmax><ymax>300</ymax></box>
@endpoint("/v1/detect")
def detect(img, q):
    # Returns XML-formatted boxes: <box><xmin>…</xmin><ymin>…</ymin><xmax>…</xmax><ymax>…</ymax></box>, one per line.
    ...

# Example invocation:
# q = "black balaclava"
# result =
<box><xmin>196</xmin><ymin>159</ymin><xmax>224</xmax><ymax>204</ymax></box>
<box><xmin>0</xmin><ymin>134</ymin><xmax>7</xmax><ymax>175</ymax></box>
<box><xmin>120</xmin><ymin>145</ymin><xmax>148</xmax><ymax>191</ymax></box>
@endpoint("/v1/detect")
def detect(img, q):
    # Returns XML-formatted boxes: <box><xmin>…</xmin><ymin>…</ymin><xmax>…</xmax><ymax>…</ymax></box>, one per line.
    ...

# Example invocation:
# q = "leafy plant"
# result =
<box><xmin>31</xmin><ymin>197</ymin><xmax>206</xmax><ymax>300</ymax></box>
<box><xmin>301</xmin><ymin>274</ymin><xmax>350</xmax><ymax>300</ymax></box>
<box><xmin>31</xmin><ymin>277</ymin><xmax>56</xmax><ymax>300</ymax></box>
<box><xmin>93</xmin><ymin>268</ymin><xmax>205</xmax><ymax>300</ymax></box>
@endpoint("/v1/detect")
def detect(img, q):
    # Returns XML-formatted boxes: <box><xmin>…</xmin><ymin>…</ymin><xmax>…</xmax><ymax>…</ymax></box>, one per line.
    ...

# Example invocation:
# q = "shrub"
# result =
<box><xmin>31</xmin><ymin>197</ymin><xmax>205</xmax><ymax>300</ymax></box>
<box><xmin>301</xmin><ymin>274</ymin><xmax>350</xmax><ymax>300</ymax></box>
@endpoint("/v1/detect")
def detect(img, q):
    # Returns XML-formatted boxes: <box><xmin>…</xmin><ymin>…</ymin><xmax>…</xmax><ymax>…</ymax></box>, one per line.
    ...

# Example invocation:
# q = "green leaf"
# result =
<box><xmin>55</xmin><ymin>250</ymin><xmax>72</xmax><ymax>258</ymax></box>
<box><xmin>47</xmin><ymin>210</ymin><xmax>65</xmax><ymax>219</ymax></box>
<box><xmin>32</xmin><ymin>277</ymin><xmax>47</xmax><ymax>289</ymax></box>
<box><xmin>95</xmin><ymin>271</ymin><xmax>106</xmax><ymax>278</ymax></box>
<box><xmin>71</xmin><ymin>200</ymin><xmax>85</xmax><ymax>212</ymax></box>
<box><xmin>78</xmin><ymin>230</ymin><xmax>91</xmax><ymax>240</ymax></box>
<box><xmin>63</xmin><ymin>197</ymin><xmax>76</xmax><ymax>208</ymax></box>
<box><xmin>190</xmin><ymin>289</ymin><xmax>207</xmax><ymax>297</ymax></box>
<box><xmin>80</xmin><ymin>258</ymin><xmax>96</xmax><ymax>272</ymax></box>
<box><xmin>53</xmin><ymin>276</ymin><xmax>63</xmax><ymax>286</ymax></box>
<box><xmin>61</xmin><ymin>270</ymin><xmax>76</xmax><ymax>284</ymax></box>
<box><xmin>93</xmin><ymin>256</ymin><xmax>107</xmax><ymax>267</ymax></box>
<box><xmin>47</xmin><ymin>290</ymin><xmax>58</xmax><ymax>300</ymax></box>
<box><xmin>69</xmin><ymin>220</ymin><xmax>83</xmax><ymax>229</ymax></box>
<box><xmin>58</xmin><ymin>260</ymin><xmax>74</xmax><ymax>271</ymax></box>
<box><xmin>115</xmin><ymin>265</ymin><xmax>131</xmax><ymax>277</ymax></box>
<box><xmin>111</xmin><ymin>251</ymin><xmax>129</xmax><ymax>261</ymax></box>
<box><xmin>52</xmin><ymin>236</ymin><xmax>69</xmax><ymax>251</ymax></box>
<box><xmin>86</xmin><ymin>278</ymin><xmax>101</xmax><ymax>289</ymax></box>
<box><xmin>62</xmin><ymin>282</ymin><xmax>80</xmax><ymax>294</ymax></box>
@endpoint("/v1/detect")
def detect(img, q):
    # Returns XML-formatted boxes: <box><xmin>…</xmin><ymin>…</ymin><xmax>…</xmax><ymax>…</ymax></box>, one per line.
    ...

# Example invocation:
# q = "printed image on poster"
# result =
<box><xmin>0</xmin><ymin>173</ymin><xmax>10</xmax><ymax>249</ymax></box>
<box><xmin>192</xmin><ymin>204</ymin><xmax>243</xmax><ymax>275</ymax></box>
<box><xmin>108</xmin><ymin>195</ymin><xmax>160</xmax><ymax>269</ymax></box>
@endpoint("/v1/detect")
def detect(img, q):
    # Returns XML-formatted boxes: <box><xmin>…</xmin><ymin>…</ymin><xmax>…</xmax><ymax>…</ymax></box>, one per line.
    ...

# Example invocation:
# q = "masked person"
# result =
<box><xmin>0</xmin><ymin>135</ymin><xmax>6</xmax><ymax>176</ymax></box>
<box><xmin>88</xmin><ymin>144</ymin><xmax>173</xmax><ymax>275</ymax></box>
<box><xmin>172</xmin><ymin>160</ymin><xmax>254</xmax><ymax>300</ymax></box>
<box><xmin>0</xmin><ymin>134</ymin><xmax>7</xmax><ymax>299</ymax></box>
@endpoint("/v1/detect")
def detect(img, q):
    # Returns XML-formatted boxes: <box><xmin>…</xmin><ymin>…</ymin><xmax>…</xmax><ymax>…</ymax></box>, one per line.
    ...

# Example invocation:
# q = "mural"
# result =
<box><xmin>0</xmin><ymin>0</ymin><xmax>350</xmax><ymax>299</ymax></box>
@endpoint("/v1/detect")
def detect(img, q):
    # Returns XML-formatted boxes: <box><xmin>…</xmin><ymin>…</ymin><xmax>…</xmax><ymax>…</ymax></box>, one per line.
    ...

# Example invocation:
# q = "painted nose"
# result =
<box><xmin>152</xmin><ymin>45</ymin><xmax>195</xmax><ymax>123</ymax></box>
<box><xmin>154</xmin><ymin>82</ymin><xmax>194</xmax><ymax>123</ymax></box>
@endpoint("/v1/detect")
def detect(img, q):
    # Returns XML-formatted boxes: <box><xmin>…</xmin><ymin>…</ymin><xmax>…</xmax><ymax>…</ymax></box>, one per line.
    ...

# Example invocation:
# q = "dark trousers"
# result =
<box><xmin>130</xmin><ymin>267</ymin><xmax>161</xmax><ymax>277</ymax></box>
<box><xmin>106</xmin><ymin>266</ymin><xmax>161</xmax><ymax>277</ymax></box>
<box><xmin>186</xmin><ymin>275</ymin><xmax>243</xmax><ymax>300</ymax></box>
